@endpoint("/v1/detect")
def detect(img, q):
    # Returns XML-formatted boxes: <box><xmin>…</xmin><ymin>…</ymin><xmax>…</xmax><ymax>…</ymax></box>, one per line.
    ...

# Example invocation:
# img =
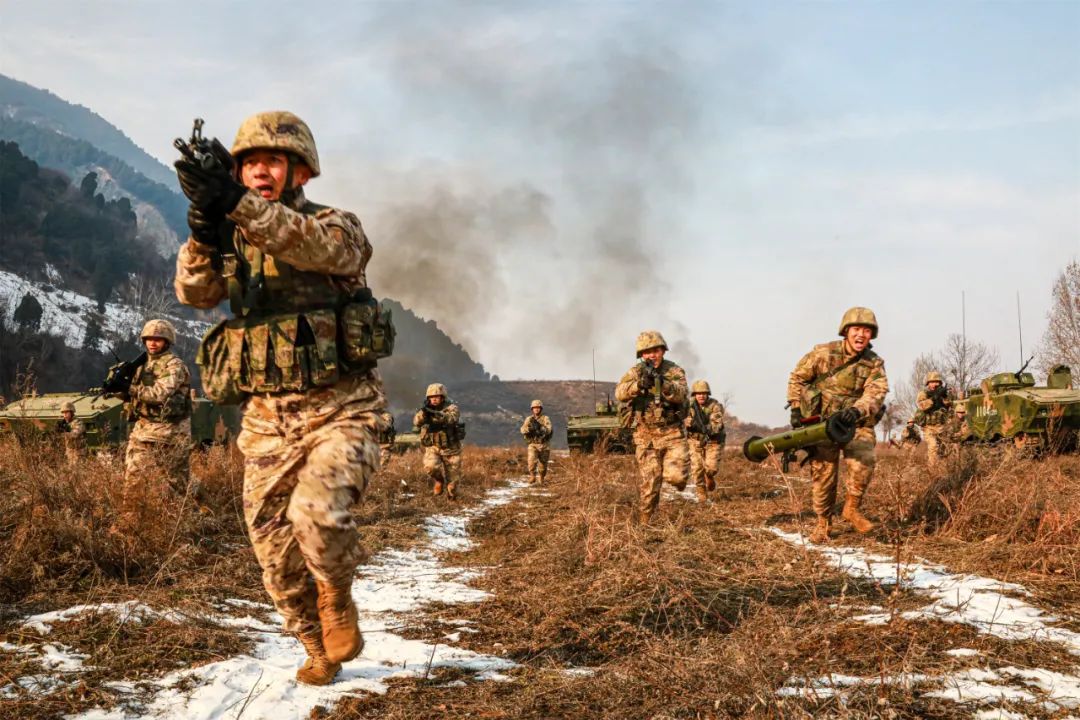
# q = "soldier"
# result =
<box><xmin>57</xmin><ymin>400</ymin><xmax>87</xmax><ymax>463</ymax></box>
<box><xmin>520</xmin><ymin>399</ymin><xmax>553</xmax><ymax>484</ymax></box>
<box><xmin>614</xmin><ymin>331</ymin><xmax>689</xmax><ymax>522</ymax></box>
<box><xmin>378</xmin><ymin>410</ymin><xmax>396</xmax><ymax>471</ymax></box>
<box><xmin>915</xmin><ymin>371</ymin><xmax>952</xmax><ymax>469</ymax></box>
<box><xmin>684</xmin><ymin>380</ymin><xmax>725</xmax><ymax>502</ymax></box>
<box><xmin>413</xmin><ymin>383</ymin><xmax>463</xmax><ymax>499</ymax></box>
<box><xmin>787</xmin><ymin>307</ymin><xmax>888</xmax><ymax>543</ymax></box>
<box><xmin>174</xmin><ymin>111</ymin><xmax>386</xmax><ymax>685</ymax></box>
<box><xmin>124</xmin><ymin>319</ymin><xmax>193</xmax><ymax>498</ymax></box>
<box><xmin>897</xmin><ymin>419</ymin><xmax>921</xmax><ymax>450</ymax></box>
<box><xmin>943</xmin><ymin>403</ymin><xmax>971</xmax><ymax>448</ymax></box>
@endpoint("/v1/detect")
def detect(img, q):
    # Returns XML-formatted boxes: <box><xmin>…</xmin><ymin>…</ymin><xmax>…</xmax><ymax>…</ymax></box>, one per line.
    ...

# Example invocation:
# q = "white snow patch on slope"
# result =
<box><xmin>63</xmin><ymin>479</ymin><xmax>529</xmax><ymax>720</ymax></box>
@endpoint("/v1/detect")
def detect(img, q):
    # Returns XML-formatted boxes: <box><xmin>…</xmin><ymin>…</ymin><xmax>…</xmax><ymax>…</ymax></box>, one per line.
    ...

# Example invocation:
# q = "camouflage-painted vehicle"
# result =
<box><xmin>958</xmin><ymin>364</ymin><xmax>1080</xmax><ymax>452</ymax></box>
<box><xmin>567</xmin><ymin>399</ymin><xmax>634</xmax><ymax>454</ymax></box>
<box><xmin>0</xmin><ymin>392</ymin><xmax>241</xmax><ymax>449</ymax></box>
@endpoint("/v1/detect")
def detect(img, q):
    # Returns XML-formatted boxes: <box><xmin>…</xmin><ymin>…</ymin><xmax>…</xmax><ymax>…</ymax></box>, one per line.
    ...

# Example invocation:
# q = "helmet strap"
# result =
<box><xmin>278</xmin><ymin>155</ymin><xmax>300</xmax><ymax>207</ymax></box>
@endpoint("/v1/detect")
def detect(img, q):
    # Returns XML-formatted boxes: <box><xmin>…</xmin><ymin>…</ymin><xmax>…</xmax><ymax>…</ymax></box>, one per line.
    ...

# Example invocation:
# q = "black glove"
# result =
<box><xmin>175</xmin><ymin>158</ymin><xmax>247</xmax><ymax>214</ymax></box>
<box><xmin>837</xmin><ymin>407</ymin><xmax>863</xmax><ymax>425</ymax></box>
<box><xmin>187</xmin><ymin>205</ymin><xmax>224</xmax><ymax>246</ymax></box>
<box><xmin>790</xmin><ymin>407</ymin><xmax>803</xmax><ymax>428</ymax></box>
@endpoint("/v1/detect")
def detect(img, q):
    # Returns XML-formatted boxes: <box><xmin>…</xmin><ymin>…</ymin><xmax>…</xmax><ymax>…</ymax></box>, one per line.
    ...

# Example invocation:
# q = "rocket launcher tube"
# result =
<box><xmin>742</xmin><ymin>414</ymin><xmax>857</xmax><ymax>463</ymax></box>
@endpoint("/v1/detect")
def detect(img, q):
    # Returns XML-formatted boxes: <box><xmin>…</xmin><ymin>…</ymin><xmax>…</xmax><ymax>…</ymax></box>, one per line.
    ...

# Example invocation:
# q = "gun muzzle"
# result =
<box><xmin>742</xmin><ymin>414</ymin><xmax>857</xmax><ymax>463</ymax></box>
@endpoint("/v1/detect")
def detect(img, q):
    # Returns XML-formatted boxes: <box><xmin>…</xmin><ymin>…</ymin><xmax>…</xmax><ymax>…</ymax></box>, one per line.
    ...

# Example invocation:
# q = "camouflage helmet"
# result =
<box><xmin>425</xmin><ymin>382</ymin><xmax>447</xmax><ymax>398</ymax></box>
<box><xmin>691</xmin><ymin>380</ymin><xmax>711</xmax><ymax>395</ymax></box>
<box><xmin>140</xmin><ymin>319</ymin><xmax>176</xmax><ymax>345</ymax></box>
<box><xmin>231</xmin><ymin>111</ymin><xmax>321</xmax><ymax>177</ymax></box>
<box><xmin>635</xmin><ymin>330</ymin><xmax>668</xmax><ymax>357</ymax></box>
<box><xmin>530</xmin><ymin>399</ymin><xmax>543</xmax><ymax>409</ymax></box>
<box><xmin>61</xmin><ymin>401</ymin><xmax>76</xmax><ymax>413</ymax></box>
<box><xmin>838</xmin><ymin>306</ymin><xmax>879</xmax><ymax>339</ymax></box>
<box><xmin>925</xmin><ymin>371</ymin><xmax>944</xmax><ymax>385</ymax></box>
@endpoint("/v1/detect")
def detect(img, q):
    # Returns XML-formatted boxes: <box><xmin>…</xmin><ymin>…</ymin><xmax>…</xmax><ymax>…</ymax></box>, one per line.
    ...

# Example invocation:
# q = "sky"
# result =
<box><xmin>2</xmin><ymin>0</ymin><xmax>1078</xmax><ymax>425</ymax></box>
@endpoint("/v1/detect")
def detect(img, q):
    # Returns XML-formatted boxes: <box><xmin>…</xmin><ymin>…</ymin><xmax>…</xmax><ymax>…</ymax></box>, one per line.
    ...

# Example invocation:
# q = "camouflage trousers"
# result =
<box><xmin>123</xmin><ymin>418</ymin><xmax>192</xmax><ymax>498</ymax></box>
<box><xmin>688</xmin><ymin>436</ymin><xmax>722</xmax><ymax>491</ymax></box>
<box><xmin>237</xmin><ymin>373</ymin><xmax>385</xmax><ymax>635</ymax></box>
<box><xmin>634</xmin><ymin>424</ymin><xmax>689</xmax><ymax>517</ymax></box>
<box><xmin>526</xmin><ymin>442</ymin><xmax>550</xmax><ymax>482</ymax></box>
<box><xmin>379</xmin><ymin>443</ymin><xmax>394</xmax><ymax>470</ymax></box>
<box><xmin>923</xmin><ymin>425</ymin><xmax>945</xmax><ymax>468</ymax></box>
<box><xmin>423</xmin><ymin>445</ymin><xmax>462</xmax><ymax>493</ymax></box>
<box><xmin>808</xmin><ymin>426</ymin><xmax>876</xmax><ymax>517</ymax></box>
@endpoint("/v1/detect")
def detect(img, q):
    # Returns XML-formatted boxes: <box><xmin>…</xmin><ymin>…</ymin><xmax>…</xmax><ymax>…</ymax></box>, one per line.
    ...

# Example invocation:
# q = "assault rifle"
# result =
<box><xmin>526</xmin><ymin>416</ymin><xmax>545</xmax><ymax>440</ymax></box>
<box><xmin>689</xmin><ymin>400</ymin><xmax>710</xmax><ymax>436</ymax></box>
<box><xmin>927</xmin><ymin>384</ymin><xmax>950</xmax><ymax>412</ymax></box>
<box><xmin>173</xmin><ymin>118</ymin><xmax>236</xmax><ymax>253</ymax></box>
<box><xmin>100</xmin><ymin>351</ymin><xmax>147</xmax><ymax>397</ymax></box>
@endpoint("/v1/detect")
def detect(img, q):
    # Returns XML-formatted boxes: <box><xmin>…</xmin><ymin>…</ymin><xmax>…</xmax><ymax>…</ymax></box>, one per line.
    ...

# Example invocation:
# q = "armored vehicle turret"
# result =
<box><xmin>566</xmin><ymin>398</ymin><xmax>634</xmax><ymax>454</ymax></box>
<box><xmin>958</xmin><ymin>364</ymin><xmax>1080</xmax><ymax>452</ymax></box>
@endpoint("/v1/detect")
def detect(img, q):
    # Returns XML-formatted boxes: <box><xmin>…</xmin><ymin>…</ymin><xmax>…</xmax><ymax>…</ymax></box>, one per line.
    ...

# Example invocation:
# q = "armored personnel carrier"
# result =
<box><xmin>566</xmin><ymin>398</ymin><xmax>634</xmax><ymax>454</ymax></box>
<box><xmin>958</xmin><ymin>364</ymin><xmax>1080</xmax><ymax>452</ymax></box>
<box><xmin>0</xmin><ymin>392</ymin><xmax>241</xmax><ymax>448</ymax></box>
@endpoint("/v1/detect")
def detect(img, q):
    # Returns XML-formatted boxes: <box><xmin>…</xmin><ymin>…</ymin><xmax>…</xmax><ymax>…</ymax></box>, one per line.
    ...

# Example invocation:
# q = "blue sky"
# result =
<box><xmin>2</xmin><ymin>1</ymin><xmax>1077</xmax><ymax>425</ymax></box>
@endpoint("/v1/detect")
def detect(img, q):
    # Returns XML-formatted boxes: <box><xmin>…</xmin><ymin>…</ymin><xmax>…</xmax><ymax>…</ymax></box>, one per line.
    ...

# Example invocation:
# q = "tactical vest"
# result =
<box><xmin>798</xmin><ymin>343</ymin><xmax>879</xmax><ymax>423</ymax></box>
<box><xmin>631</xmin><ymin>361</ymin><xmax>686</xmax><ymax>429</ymax></box>
<box><xmin>197</xmin><ymin>201</ymin><xmax>395</xmax><ymax>404</ymax></box>
<box><xmin>131</xmin><ymin>354</ymin><xmax>193</xmax><ymax>422</ymax></box>
<box><xmin>420</xmin><ymin>408</ymin><xmax>466</xmax><ymax>450</ymax></box>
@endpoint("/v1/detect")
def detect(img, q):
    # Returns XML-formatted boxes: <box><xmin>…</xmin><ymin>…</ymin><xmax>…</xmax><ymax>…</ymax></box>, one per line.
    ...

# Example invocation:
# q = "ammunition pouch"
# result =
<box><xmin>197</xmin><ymin>297</ymin><xmax>395</xmax><ymax>404</ymax></box>
<box><xmin>421</xmin><ymin>422</ymin><xmax>465</xmax><ymax>449</ymax></box>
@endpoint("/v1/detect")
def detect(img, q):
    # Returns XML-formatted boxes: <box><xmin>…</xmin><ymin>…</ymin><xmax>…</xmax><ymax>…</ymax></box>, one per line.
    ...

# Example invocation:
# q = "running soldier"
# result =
<box><xmin>414</xmin><ymin>383</ymin><xmax>463</xmax><ymax>499</ymax></box>
<box><xmin>915</xmin><ymin>371</ymin><xmax>952</xmax><ymax>469</ymax></box>
<box><xmin>684</xmin><ymin>380</ymin><xmax>725</xmax><ymax>501</ymax></box>
<box><xmin>174</xmin><ymin>111</ymin><xmax>389</xmax><ymax>685</ymax></box>
<box><xmin>614</xmin><ymin>331</ymin><xmax>689</xmax><ymax>522</ymax></box>
<box><xmin>787</xmin><ymin>307</ymin><xmax>888</xmax><ymax>543</ymax></box>
<box><xmin>520</xmin><ymin>399</ymin><xmax>553</xmax><ymax>484</ymax></box>
<box><xmin>378</xmin><ymin>410</ymin><xmax>396</xmax><ymax>471</ymax></box>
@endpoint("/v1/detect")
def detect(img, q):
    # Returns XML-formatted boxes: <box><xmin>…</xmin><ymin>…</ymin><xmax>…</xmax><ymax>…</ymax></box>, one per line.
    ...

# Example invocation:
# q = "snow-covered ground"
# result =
<box><xmin>1</xmin><ymin>479</ymin><xmax>530</xmax><ymax>719</ymax></box>
<box><xmin>0</xmin><ymin>267</ymin><xmax>208</xmax><ymax>349</ymax></box>
<box><xmin>771</xmin><ymin>528</ymin><xmax>1080</xmax><ymax>716</ymax></box>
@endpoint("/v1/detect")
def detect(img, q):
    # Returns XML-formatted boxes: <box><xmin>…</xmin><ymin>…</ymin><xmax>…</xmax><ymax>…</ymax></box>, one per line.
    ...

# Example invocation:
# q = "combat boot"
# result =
<box><xmin>446</xmin><ymin>482</ymin><xmax>458</xmax><ymax>501</ymax></box>
<box><xmin>705</xmin><ymin>475</ymin><xmax>716</xmax><ymax>492</ymax></box>
<box><xmin>808</xmin><ymin>515</ymin><xmax>831</xmax><ymax>544</ymax></box>
<box><xmin>295</xmin><ymin>631</ymin><xmax>342</xmax><ymax>685</ymax></box>
<box><xmin>432</xmin><ymin>480</ymin><xmax>443</xmax><ymax>496</ymax></box>
<box><xmin>842</xmin><ymin>496</ymin><xmax>876</xmax><ymax>534</ymax></box>
<box><xmin>315</xmin><ymin>580</ymin><xmax>363</xmax><ymax>663</ymax></box>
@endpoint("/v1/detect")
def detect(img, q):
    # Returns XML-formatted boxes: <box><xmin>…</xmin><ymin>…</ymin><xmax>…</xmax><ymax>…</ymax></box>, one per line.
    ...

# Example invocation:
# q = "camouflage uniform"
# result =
<box><xmin>615</xmin><ymin>332</ymin><xmax>689</xmax><ymax>520</ymax></box>
<box><xmin>898</xmin><ymin>421</ymin><xmax>921</xmax><ymax>450</ymax></box>
<box><xmin>58</xmin><ymin>402</ymin><xmax>87</xmax><ymax>464</ymax></box>
<box><xmin>684</xmin><ymin>383</ymin><xmax>725</xmax><ymax>500</ymax></box>
<box><xmin>520</xmin><ymin>401</ymin><xmax>553</xmax><ymax>484</ymax></box>
<box><xmin>413</xmin><ymin>391</ymin><xmax>463</xmax><ymax>498</ymax></box>
<box><xmin>915</xmin><ymin>373</ymin><xmax>952</xmax><ymax>469</ymax></box>
<box><xmin>124</xmin><ymin>348</ymin><xmax>193</xmax><ymax>497</ymax></box>
<box><xmin>377</xmin><ymin>410</ymin><xmax>395</xmax><ymax>470</ymax></box>
<box><xmin>175</xmin><ymin>111</ymin><xmax>384</xmax><ymax>682</ymax></box>
<box><xmin>788</xmin><ymin>308</ymin><xmax>888</xmax><ymax>540</ymax></box>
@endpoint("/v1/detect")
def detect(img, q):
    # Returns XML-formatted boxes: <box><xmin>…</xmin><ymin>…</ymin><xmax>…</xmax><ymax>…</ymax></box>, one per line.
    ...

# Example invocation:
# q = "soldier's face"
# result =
<box><xmin>428</xmin><ymin>395</ymin><xmax>445</xmax><ymax>407</ymax></box>
<box><xmin>240</xmin><ymin>151</ymin><xmax>312</xmax><ymax>200</ymax></box>
<box><xmin>927</xmin><ymin>380</ymin><xmax>942</xmax><ymax>390</ymax></box>
<box><xmin>694</xmin><ymin>393</ymin><xmax>709</xmax><ymax>405</ymax></box>
<box><xmin>144</xmin><ymin>337</ymin><xmax>168</xmax><ymax>355</ymax></box>
<box><xmin>845</xmin><ymin>325</ymin><xmax>872</xmax><ymax>352</ymax></box>
<box><xmin>532</xmin><ymin>407</ymin><xmax>542</xmax><ymax>416</ymax></box>
<box><xmin>640</xmin><ymin>347</ymin><xmax>665</xmax><ymax>366</ymax></box>
<box><xmin>62</xmin><ymin>410</ymin><xmax>74</xmax><ymax>422</ymax></box>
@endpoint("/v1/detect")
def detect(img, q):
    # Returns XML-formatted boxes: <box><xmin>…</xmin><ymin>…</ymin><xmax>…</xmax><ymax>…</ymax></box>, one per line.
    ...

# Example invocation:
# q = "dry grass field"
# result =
<box><xmin>0</xmin><ymin>435</ymin><xmax>1077</xmax><ymax>719</ymax></box>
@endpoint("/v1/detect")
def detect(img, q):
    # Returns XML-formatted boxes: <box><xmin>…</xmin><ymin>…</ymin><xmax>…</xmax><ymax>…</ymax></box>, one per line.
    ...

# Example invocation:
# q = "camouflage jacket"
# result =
<box><xmin>377</xmin><ymin>410</ymin><xmax>395</xmax><ymax>445</ymax></box>
<box><xmin>915</xmin><ymin>389</ymin><xmax>952</xmax><ymax>426</ymax></box>
<box><xmin>130</xmin><ymin>351</ymin><xmax>192</xmax><ymax>423</ymax></box>
<box><xmin>174</xmin><ymin>187</ymin><xmax>371</xmax><ymax>310</ymax></box>
<box><xmin>684</xmin><ymin>397</ymin><xmax>725</xmax><ymax>439</ymax></box>
<box><xmin>615</xmin><ymin>359</ymin><xmax>689</xmax><ymax>428</ymax></box>
<box><xmin>942</xmin><ymin>414</ymin><xmax>971</xmax><ymax>444</ymax></box>
<box><xmin>59</xmin><ymin>418</ymin><xmax>87</xmax><ymax>451</ymax></box>
<box><xmin>787</xmin><ymin>340</ymin><xmax>887</xmax><ymax>424</ymax></box>
<box><xmin>414</xmin><ymin>402</ymin><xmax>462</xmax><ymax>450</ymax></box>
<box><xmin>520</xmin><ymin>414</ymin><xmax>553</xmax><ymax>445</ymax></box>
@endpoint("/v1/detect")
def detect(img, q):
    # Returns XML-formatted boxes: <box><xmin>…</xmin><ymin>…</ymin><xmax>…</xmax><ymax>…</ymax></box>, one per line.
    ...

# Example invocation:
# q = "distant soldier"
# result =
<box><xmin>414</xmin><ymin>383</ymin><xmax>464</xmax><ymax>499</ymax></box>
<box><xmin>57</xmin><ymin>400</ymin><xmax>87</xmax><ymax>463</ymax></box>
<box><xmin>378</xmin><ymin>410</ymin><xmax>396</xmax><ymax>470</ymax></box>
<box><xmin>897</xmin><ymin>420</ymin><xmax>921</xmax><ymax>450</ymax></box>
<box><xmin>943</xmin><ymin>403</ymin><xmax>971</xmax><ymax>448</ymax></box>
<box><xmin>124</xmin><ymin>319</ymin><xmax>193</xmax><ymax>497</ymax></box>
<box><xmin>787</xmin><ymin>307</ymin><xmax>888</xmax><ymax>543</ymax></box>
<box><xmin>520</xmin><ymin>399</ymin><xmax>553</xmax><ymax>484</ymax></box>
<box><xmin>614</xmin><ymin>330</ymin><xmax>689</xmax><ymax>523</ymax></box>
<box><xmin>915</xmin><ymin>371</ymin><xmax>952</xmax><ymax>469</ymax></box>
<box><xmin>684</xmin><ymin>380</ymin><xmax>725</xmax><ymax>502</ymax></box>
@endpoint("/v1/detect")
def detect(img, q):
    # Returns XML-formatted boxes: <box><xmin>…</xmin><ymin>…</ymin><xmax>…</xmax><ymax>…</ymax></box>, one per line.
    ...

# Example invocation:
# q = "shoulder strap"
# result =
<box><xmin>811</xmin><ymin>348</ymin><xmax>865</xmax><ymax>388</ymax></box>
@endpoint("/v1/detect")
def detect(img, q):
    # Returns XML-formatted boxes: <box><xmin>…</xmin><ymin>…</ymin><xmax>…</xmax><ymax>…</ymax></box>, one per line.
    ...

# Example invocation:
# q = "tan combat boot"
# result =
<box><xmin>295</xmin><ymin>631</ymin><xmax>342</xmax><ymax>685</ymax></box>
<box><xmin>842</xmin><ymin>495</ymin><xmax>876</xmax><ymax>534</ymax></box>
<box><xmin>432</xmin><ymin>480</ymin><xmax>443</xmax><ymax>496</ymax></box>
<box><xmin>446</xmin><ymin>482</ymin><xmax>458</xmax><ymax>501</ymax></box>
<box><xmin>316</xmin><ymin>580</ymin><xmax>363</xmax><ymax>663</ymax></box>
<box><xmin>808</xmin><ymin>515</ymin><xmax>831</xmax><ymax>544</ymax></box>
<box><xmin>705</xmin><ymin>475</ymin><xmax>716</xmax><ymax>492</ymax></box>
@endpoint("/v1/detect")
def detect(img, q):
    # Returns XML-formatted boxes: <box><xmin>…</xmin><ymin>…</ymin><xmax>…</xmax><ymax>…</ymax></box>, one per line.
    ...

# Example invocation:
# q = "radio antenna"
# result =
<box><xmin>1016</xmin><ymin>291</ymin><xmax>1024</xmax><ymax>366</ymax></box>
<box><xmin>591</xmin><ymin>348</ymin><xmax>597</xmax><ymax>407</ymax></box>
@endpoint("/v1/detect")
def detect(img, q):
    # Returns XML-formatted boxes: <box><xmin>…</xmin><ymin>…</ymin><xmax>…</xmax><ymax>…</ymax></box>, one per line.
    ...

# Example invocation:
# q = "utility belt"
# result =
<box><xmin>196</xmin><ymin>292</ymin><xmax>395</xmax><ymax>404</ymax></box>
<box><xmin>689</xmin><ymin>429</ymin><xmax>726</xmax><ymax>443</ymax></box>
<box><xmin>130</xmin><ymin>394</ymin><xmax>192</xmax><ymax>423</ymax></box>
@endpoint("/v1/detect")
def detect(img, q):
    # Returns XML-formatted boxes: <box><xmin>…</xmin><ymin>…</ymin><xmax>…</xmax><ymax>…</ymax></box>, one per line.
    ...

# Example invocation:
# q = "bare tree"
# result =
<box><xmin>939</xmin><ymin>333</ymin><xmax>999</xmax><ymax>395</ymax></box>
<box><xmin>124</xmin><ymin>275</ymin><xmax>180</xmax><ymax>325</ymax></box>
<box><xmin>1036</xmin><ymin>260</ymin><xmax>1080</xmax><ymax>375</ymax></box>
<box><xmin>892</xmin><ymin>351</ymin><xmax>938</xmax><ymax>422</ymax></box>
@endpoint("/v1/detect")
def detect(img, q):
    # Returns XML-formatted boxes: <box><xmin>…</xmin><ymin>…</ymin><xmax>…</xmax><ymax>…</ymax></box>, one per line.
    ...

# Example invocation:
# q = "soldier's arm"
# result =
<box><xmin>71</xmin><ymin>420</ymin><xmax>87</xmax><ymax>438</ymax></box>
<box><xmin>614</xmin><ymin>368</ymin><xmax>641</xmax><ymax>403</ymax></box>
<box><xmin>786</xmin><ymin>349</ymin><xmax>821</xmax><ymax>407</ymax></box>
<box><xmin>441</xmin><ymin>404</ymin><xmax>461</xmax><ymax>424</ymax></box>
<box><xmin>854</xmin><ymin>359</ymin><xmax>889</xmax><ymax>418</ymax></box>
<box><xmin>174</xmin><ymin>238</ymin><xmax>228</xmax><ymax>309</ymax></box>
<box><xmin>660</xmin><ymin>366</ymin><xmax>688</xmax><ymax>405</ymax></box>
<box><xmin>709</xmin><ymin>403</ymin><xmax>725</xmax><ymax>433</ymax></box>
<box><xmin>519</xmin><ymin>418</ymin><xmax>532</xmax><ymax>436</ymax></box>
<box><xmin>413</xmin><ymin>409</ymin><xmax>427</xmax><ymax>427</ymax></box>
<box><xmin>228</xmin><ymin>194</ymin><xmax>371</xmax><ymax>277</ymax></box>
<box><xmin>915</xmin><ymin>391</ymin><xmax>933</xmax><ymax>411</ymax></box>
<box><xmin>541</xmin><ymin>416</ymin><xmax>553</xmax><ymax>438</ymax></box>
<box><xmin>131</xmin><ymin>359</ymin><xmax>191</xmax><ymax>405</ymax></box>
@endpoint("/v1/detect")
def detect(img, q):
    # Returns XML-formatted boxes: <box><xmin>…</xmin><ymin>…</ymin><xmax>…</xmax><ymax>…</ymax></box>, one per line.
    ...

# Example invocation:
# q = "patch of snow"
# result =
<box><xmin>0</xmin><ymin>642</ymin><xmax>90</xmax><ymax>698</ymax></box>
<box><xmin>562</xmin><ymin>667</ymin><xmax>597</xmax><ymax>677</ymax></box>
<box><xmin>974</xmin><ymin>710</ymin><xmax>1031</xmax><ymax>720</ymax></box>
<box><xmin>946</xmin><ymin>647</ymin><xmax>981</xmax><ymax>657</ymax></box>
<box><xmin>22</xmin><ymin>601</ymin><xmax>184</xmax><ymax>634</ymax></box>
